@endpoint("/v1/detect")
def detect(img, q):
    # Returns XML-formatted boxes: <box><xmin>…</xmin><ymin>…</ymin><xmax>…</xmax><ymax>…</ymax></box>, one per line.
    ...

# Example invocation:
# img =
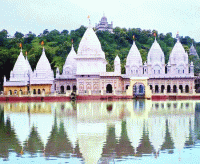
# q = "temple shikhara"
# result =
<box><xmin>3</xmin><ymin>21</ymin><xmax>197</xmax><ymax>98</ymax></box>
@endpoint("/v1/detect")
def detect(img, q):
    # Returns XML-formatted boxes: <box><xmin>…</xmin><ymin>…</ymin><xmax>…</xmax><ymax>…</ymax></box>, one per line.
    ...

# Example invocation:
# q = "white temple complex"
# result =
<box><xmin>54</xmin><ymin>24</ymin><xmax>195</xmax><ymax>97</ymax></box>
<box><xmin>3</xmin><ymin>22</ymin><xmax>196</xmax><ymax>97</ymax></box>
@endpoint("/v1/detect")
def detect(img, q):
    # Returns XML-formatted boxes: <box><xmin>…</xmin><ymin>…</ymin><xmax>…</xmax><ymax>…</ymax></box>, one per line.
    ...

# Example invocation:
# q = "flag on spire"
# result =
<box><xmin>41</xmin><ymin>41</ymin><xmax>44</xmax><ymax>46</ymax></box>
<box><xmin>26</xmin><ymin>51</ymin><xmax>27</xmax><ymax>56</ymax></box>
<box><xmin>176</xmin><ymin>31</ymin><xmax>180</xmax><ymax>41</ymax></box>
<box><xmin>87</xmin><ymin>15</ymin><xmax>91</xmax><ymax>25</ymax></box>
<box><xmin>153</xmin><ymin>32</ymin><xmax>156</xmax><ymax>37</ymax></box>
<box><xmin>19</xmin><ymin>43</ymin><xmax>22</xmax><ymax>48</ymax></box>
<box><xmin>71</xmin><ymin>39</ymin><xmax>73</xmax><ymax>43</ymax></box>
<box><xmin>133</xmin><ymin>35</ymin><xmax>135</xmax><ymax>40</ymax></box>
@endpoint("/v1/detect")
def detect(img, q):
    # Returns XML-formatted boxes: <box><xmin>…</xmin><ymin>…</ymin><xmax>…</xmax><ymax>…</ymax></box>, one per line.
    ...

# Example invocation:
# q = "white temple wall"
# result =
<box><xmin>77</xmin><ymin>76</ymin><xmax>100</xmax><ymax>92</ymax></box>
<box><xmin>148</xmin><ymin>78</ymin><xmax>194</xmax><ymax>94</ymax></box>
<box><xmin>76</xmin><ymin>59</ymin><xmax>106</xmax><ymax>75</ymax></box>
<box><xmin>54</xmin><ymin>79</ymin><xmax>77</xmax><ymax>93</ymax></box>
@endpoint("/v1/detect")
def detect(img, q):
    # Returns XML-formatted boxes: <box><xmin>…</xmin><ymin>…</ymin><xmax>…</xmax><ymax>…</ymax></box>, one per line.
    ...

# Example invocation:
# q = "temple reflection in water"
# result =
<box><xmin>0</xmin><ymin>100</ymin><xmax>200</xmax><ymax>163</ymax></box>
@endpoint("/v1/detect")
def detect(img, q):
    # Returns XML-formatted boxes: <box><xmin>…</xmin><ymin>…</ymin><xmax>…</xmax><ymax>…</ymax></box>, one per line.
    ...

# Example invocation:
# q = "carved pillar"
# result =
<box><xmin>88</xmin><ymin>90</ymin><xmax>91</xmax><ymax>95</ymax></box>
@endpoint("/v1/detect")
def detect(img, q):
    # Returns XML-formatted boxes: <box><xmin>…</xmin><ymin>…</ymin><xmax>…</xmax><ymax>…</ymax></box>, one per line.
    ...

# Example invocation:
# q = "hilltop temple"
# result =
<box><xmin>3</xmin><ymin>23</ymin><xmax>197</xmax><ymax>97</ymax></box>
<box><xmin>95</xmin><ymin>14</ymin><xmax>113</xmax><ymax>33</ymax></box>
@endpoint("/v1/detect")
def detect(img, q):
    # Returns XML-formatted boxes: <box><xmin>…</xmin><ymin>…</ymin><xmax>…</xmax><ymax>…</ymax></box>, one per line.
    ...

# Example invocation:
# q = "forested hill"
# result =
<box><xmin>0</xmin><ymin>26</ymin><xmax>200</xmax><ymax>89</ymax></box>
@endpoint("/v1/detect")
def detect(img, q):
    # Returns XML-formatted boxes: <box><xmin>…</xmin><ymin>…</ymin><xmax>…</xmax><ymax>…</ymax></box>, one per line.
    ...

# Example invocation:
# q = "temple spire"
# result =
<box><xmin>176</xmin><ymin>31</ymin><xmax>180</xmax><ymax>42</ymax></box>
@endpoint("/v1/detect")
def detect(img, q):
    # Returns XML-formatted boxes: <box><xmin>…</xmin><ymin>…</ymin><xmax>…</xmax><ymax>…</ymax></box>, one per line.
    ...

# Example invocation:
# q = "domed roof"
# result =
<box><xmin>63</xmin><ymin>44</ymin><xmax>77</xmax><ymax>68</ymax></box>
<box><xmin>35</xmin><ymin>48</ymin><xmax>52</xmax><ymax>71</ymax></box>
<box><xmin>13</xmin><ymin>49</ymin><xmax>32</xmax><ymax>73</ymax></box>
<box><xmin>169</xmin><ymin>40</ymin><xmax>188</xmax><ymax>65</ymax></box>
<box><xmin>114</xmin><ymin>55</ymin><xmax>120</xmax><ymax>64</ymax></box>
<box><xmin>101</xmin><ymin>15</ymin><xmax>107</xmax><ymax>22</ymax></box>
<box><xmin>77</xmin><ymin>25</ymin><xmax>105</xmax><ymax>59</ymax></box>
<box><xmin>147</xmin><ymin>39</ymin><xmax>165</xmax><ymax>65</ymax></box>
<box><xmin>189</xmin><ymin>44</ymin><xmax>198</xmax><ymax>56</ymax></box>
<box><xmin>126</xmin><ymin>41</ymin><xmax>142</xmax><ymax>66</ymax></box>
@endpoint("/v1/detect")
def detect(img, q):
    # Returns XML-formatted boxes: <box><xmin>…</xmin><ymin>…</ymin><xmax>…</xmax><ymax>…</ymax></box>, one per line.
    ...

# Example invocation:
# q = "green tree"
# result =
<box><xmin>14</xmin><ymin>31</ymin><xmax>24</xmax><ymax>39</ymax></box>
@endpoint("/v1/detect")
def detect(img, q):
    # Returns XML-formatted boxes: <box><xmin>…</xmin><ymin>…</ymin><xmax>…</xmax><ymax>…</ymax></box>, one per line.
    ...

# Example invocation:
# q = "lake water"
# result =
<box><xmin>0</xmin><ymin>99</ymin><xmax>200</xmax><ymax>164</ymax></box>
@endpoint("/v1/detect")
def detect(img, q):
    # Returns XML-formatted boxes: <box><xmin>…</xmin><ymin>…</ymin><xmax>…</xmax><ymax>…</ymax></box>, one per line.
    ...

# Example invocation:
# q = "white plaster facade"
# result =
<box><xmin>4</xmin><ymin>49</ymin><xmax>32</xmax><ymax>87</ymax></box>
<box><xmin>30</xmin><ymin>48</ymin><xmax>54</xmax><ymax>85</ymax></box>
<box><xmin>147</xmin><ymin>39</ymin><xmax>165</xmax><ymax>77</ymax></box>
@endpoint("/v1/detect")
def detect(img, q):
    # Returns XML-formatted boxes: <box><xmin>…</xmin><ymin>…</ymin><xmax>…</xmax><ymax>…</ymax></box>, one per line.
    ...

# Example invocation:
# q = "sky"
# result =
<box><xmin>1</xmin><ymin>0</ymin><xmax>200</xmax><ymax>41</ymax></box>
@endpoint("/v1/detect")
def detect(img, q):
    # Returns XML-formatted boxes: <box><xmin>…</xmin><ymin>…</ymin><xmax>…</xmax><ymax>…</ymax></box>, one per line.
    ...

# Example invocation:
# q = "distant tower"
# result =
<box><xmin>189</xmin><ymin>43</ymin><xmax>199</xmax><ymax>58</ymax></box>
<box><xmin>176</xmin><ymin>31</ymin><xmax>180</xmax><ymax>41</ymax></box>
<box><xmin>95</xmin><ymin>13</ymin><xmax>113</xmax><ymax>33</ymax></box>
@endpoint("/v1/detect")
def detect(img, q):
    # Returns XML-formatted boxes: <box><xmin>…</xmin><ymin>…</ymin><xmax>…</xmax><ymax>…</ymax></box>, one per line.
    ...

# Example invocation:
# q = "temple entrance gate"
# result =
<box><xmin>133</xmin><ymin>83</ymin><xmax>145</xmax><ymax>98</ymax></box>
<box><xmin>126</xmin><ymin>77</ymin><xmax>152</xmax><ymax>99</ymax></box>
<box><xmin>106</xmin><ymin>84</ymin><xmax>112</xmax><ymax>93</ymax></box>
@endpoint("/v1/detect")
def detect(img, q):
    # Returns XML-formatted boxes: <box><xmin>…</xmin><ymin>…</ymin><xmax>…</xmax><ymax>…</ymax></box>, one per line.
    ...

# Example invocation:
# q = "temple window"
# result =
<box><xmin>14</xmin><ymin>90</ymin><xmax>17</xmax><ymax>95</ymax></box>
<box><xmin>67</xmin><ymin>85</ymin><xmax>71</xmax><ymax>90</ymax></box>
<box><xmin>73</xmin><ymin>85</ymin><xmax>77</xmax><ymax>92</ymax></box>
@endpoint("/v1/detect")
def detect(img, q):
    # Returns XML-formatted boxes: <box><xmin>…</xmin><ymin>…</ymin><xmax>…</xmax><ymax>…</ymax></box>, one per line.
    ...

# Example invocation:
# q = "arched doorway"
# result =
<box><xmin>67</xmin><ymin>85</ymin><xmax>71</xmax><ymax>90</ymax></box>
<box><xmin>14</xmin><ymin>90</ymin><xmax>17</xmax><ymax>95</ymax></box>
<box><xmin>173</xmin><ymin>85</ymin><xmax>177</xmax><ymax>93</ymax></box>
<box><xmin>179</xmin><ymin>85</ymin><xmax>183</xmax><ymax>93</ymax></box>
<box><xmin>126</xmin><ymin>85</ymin><xmax>129</xmax><ymax>90</ymax></box>
<box><xmin>20</xmin><ymin>89</ymin><xmax>23</xmax><ymax>95</ymax></box>
<box><xmin>149</xmin><ymin>85</ymin><xmax>152</xmax><ymax>90</ymax></box>
<box><xmin>38</xmin><ymin>89</ymin><xmax>41</xmax><ymax>94</ymax></box>
<box><xmin>60</xmin><ymin>86</ymin><xmax>64</xmax><ymax>94</ymax></box>
<box><xmin>73</xmin><ymin>85</ymin><xmax>76</xmax><ymax>92</ymax></box>
<box><xmin>133</xmin><ymin>83</ymin><xmax>145</xmax><ymax>98</ymax></box>
<box><xmin>9</xmin><ymin>90</ymin><xmax>12</xmax><ymax>95</ymax></box>
<box><xmin>106</xmin><ymin>84</ymin><xmax>112</xmax><ymax>93</ymax></box>
<box><xmin>185</xmin><ymin>85</ymin><xmax>189</xmax><ymax>93</ymax></box>
<box><xmin>139</xmin><ymin>85</ymin><xmax>144</xmax><ymax>93</ymax></box>
<box><xmin>167</xmin><ymin>85</ymin><xmax>171</xmax><ymax>93</ymax></box>
<box><xmin>155</xmin><ymin>85</ymin><xmax>159</xmax><ymax>93</ymax></box>
<box><xmin>161</xmin><ymin>85</ymin><xmax>165</xmax><ymax>93</ymax></box>
<box><xmin>33</xmin><ymin>89</ymin><xmax>36</xmax><ymax>94</ymax></box>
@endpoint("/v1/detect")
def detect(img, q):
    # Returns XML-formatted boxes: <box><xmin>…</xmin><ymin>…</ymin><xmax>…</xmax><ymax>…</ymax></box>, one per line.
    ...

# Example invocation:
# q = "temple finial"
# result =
<box><xmin>41</xmin><ymin>41</ymin><xmax>44</xmax><ymax>50</ymax></box>
<box><xmin>176</xmin><ymin>31</ymin><xmax>180</xmax><ymax>42</ymax></box>
<box><xmin>153</xmin><ymin>32</ymin><xmax>157</xmax><ymax>41</ymax></box>
<box><xmin>87</xmin><ymin>15</ymin><xmax>91</xmax><ymax>26</ymax></box>
<box><xmin>19</xmin><ymin>43</ymin><xmax>22</xmax><ymax>51</ymax></box>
